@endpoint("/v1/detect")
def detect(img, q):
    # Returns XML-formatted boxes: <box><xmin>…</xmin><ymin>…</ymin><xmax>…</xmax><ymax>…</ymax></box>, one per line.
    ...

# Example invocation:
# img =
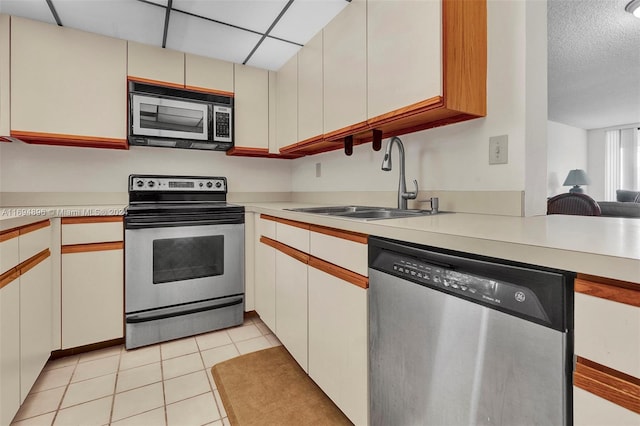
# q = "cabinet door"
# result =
<box><xmin>11</xmin><ymin>17</ymin><xmax>127</xmax><ymax>140</ymax></box>
<box><xmin>275</xmin><ymin>251</ymin><xmax>308</xmax><ymax>372</ymax></box>
<box><xmin>308</xmin><ymin>266</ymin><xmax>368</xmax><ymax>426</ymax></box>
<box><xmin>367</xmin><ymin>0</ymin><xmax>442</xmax><ymax>119</ymax></box>
<box><xmin>128</xmin><ymin>41</ymin><xmax>184</xmax><ymax>87</ymax></box>
<box><xmin>234</xmin><ymin>64</ymin><xmax>269</xmax><ymax>150</ymax></box>
<box><xmin>185</xmin><ymin>53</ymin><xmax>234</xmax><ymax>94</ymax></box>
<box><xmin>297</xmin><ymin>31</ymin><xmax>323</xmax><ymax>142</ymax></box>
<box><xmin>255</xmin><ymin>240</ymin><xmax>276</xmax><ymax>332</ymax></box>
<box><xmin>574</xmin><ymin>386</ymin><xmax>640</xmax><ymax>426</ymax></box>
<box><xmin>62</xmin><ymin>248</ymin><xmax>123</xmax><ymax>349</ymax></box>
<box><xmin>0</xmin><ymin>14</ymin><xmax>9</xmax><ymax>137</ymax></box>
<box><xmin>575</xmin><ymin>292</ymin><xmax>640</xmax><ymax>377</ymax></box>
<box><xmin>323</xmin><ymin>0</ymin><xmax>367</xmax><ymax>134</ymax></box>
<box><xmin>0</xmin><ymin>277</ymin><xmax>20</xmax><ymax>426</ymax></box>
<box><xmin>20</xmin><ymin>257</ymin><xmax>52</xmax><ymax>401</ymax></box>
<box><xmin>276</xmin><ymin>54</ymin><xmax>298</xmax><ymax>151</ymax></box>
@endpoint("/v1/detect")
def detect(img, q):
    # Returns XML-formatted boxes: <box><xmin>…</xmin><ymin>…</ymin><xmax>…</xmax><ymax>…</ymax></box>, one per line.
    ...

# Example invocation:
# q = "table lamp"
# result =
<box><xmin>563</xmin><ymin>169</ymin><xmax>590</xmax><ymax>193</ymax></box>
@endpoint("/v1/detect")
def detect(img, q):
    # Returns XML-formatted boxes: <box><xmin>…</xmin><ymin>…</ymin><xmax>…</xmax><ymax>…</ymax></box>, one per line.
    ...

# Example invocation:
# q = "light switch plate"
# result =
<box><xmin>489</xmin><ymin>135</ymin><xmax>508</xmax><ymax>165</ymax></box>
<box><xmin>315</xmin><ymin>162</ymin><xmax>321</xmax><ymax>177</ymax></box>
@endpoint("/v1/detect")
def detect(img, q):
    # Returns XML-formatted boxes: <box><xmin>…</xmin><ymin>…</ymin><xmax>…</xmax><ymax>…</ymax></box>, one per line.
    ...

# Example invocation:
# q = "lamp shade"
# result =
<box><xmin>563</xmin><ymin>169</ymin><xmax>591</xmax><ymax>186</ymax></box>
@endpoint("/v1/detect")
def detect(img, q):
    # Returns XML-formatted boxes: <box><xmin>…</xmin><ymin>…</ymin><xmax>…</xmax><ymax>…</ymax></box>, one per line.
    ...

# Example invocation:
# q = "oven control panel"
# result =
<box><xmin>130</xmin><ymin>176</ymin><xmax>226</xmax><ymax>192</ymax></box>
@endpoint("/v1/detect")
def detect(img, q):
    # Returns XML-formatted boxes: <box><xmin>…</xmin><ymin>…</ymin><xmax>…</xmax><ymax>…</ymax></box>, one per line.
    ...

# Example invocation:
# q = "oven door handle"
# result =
<box><xmin>125</xmin><ymin>219</ymin><xmax>242</xmax><ymax>229</ymax></box>
<box><xmin>126</xmin><ymin>297</ymin><xmax>243</xmax><ymax>323</ymax></box>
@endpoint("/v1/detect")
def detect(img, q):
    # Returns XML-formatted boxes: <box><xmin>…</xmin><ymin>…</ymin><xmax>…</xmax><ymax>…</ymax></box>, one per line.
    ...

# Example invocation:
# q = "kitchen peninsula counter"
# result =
<box><xmin>243</xmin><ymin>203</ymin><xmax>640</xmax><ymax>283</ymax></box>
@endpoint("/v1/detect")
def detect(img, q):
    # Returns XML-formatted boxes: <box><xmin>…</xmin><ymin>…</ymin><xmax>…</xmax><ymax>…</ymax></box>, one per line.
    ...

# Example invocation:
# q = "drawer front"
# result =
<box><xmin>575</xmin><ymin>292</ymin><xmax>640</xmax><ymax>378</ymax></box>
<box><xmin>573</xmin><ymin>386</ymin><xmax>640</xmax><ymax>425</ymax></box>
<box><xmin>276</xmin><ymin>222</ymin><xmax>309</xmax><ymax>253</ymax></box>
<box><xmin>310</xmin><ymin>231</ymin><xmax>367</xmax><ymax>276</ymax></box>
<box><xmin>257</xmin><ymin>217</ymin><xmax>276</xmax><ymax>240</ymax></box>
<box><xmin>62</xmin><ymin>220</ymin><xmax>123</xmax><ymax>245</ymax></box>
<box><xmin>19</xmin><ymin>226</ymin><xmax>50</xmax><ymax>263</ymax></box>
<box><xmin>0</xmin><ymin>235</ymin><xmax>19</xmax><ymax>275</ymax></box>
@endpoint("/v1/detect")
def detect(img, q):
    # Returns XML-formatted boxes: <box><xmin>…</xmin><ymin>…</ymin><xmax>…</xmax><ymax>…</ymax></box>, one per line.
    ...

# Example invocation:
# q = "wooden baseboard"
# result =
<box><xmin>51</xmin><ymin>337</ymin><xmax>124</xmax><ymax>359</ymax></box>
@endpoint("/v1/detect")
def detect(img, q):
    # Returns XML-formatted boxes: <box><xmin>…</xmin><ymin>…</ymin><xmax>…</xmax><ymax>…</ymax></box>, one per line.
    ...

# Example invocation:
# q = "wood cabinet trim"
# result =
<box><xmin>442</xmin><ymin>0</ymin><xmax>487</xmax><ymax>115</ymax></box>
<box><xmin>61</xmin><ymin>216</ymin><xmax>124</xmax><ymax>225</ymax></box>
<box><xmin>574</xmin><ymin>356</ymin><xmax>640</xmax><ymax>414</ymax></box>
<box><xmin>1</xmin><ymin>219</ymin><xmax>50</xmax><ymax>241</ymax></box>
<box><xmin>0</xmin><ymin>229</ymin><xmax>20</xmax><ymax>242</ymax></box>
<box><xmin>309</xmin><ymin>224</ymin><xmax>368</xmax><ymax>244</ymax></box>
<box><xmin>62</xmin><ymin>241</ymin><xmax>124</xmax><ymax>254</ymax></box>
<box><xmin>259</xmin><ymin>215</ymin><xmax>310</xmax><ymax>231</ymax></box>
<box><xmin>127</xmin><ymin>76</ymin><xmax>184</xmax><ymax>89</ymax></box>
<box><xmin>0</xmin><ymin>268</ymin><xmax>19</xmax><ymax>290</ymax></box>
<box><xmin>260</xmin><ymin>236</ymin><xmax>309</xmax><ymax>264</ymax></box>
<box><xmin>19</xmin><ymin>219</ymin><xmax>50</xmax><ymax>235</ymax></box>
<box><xmin>226</xmin><ymin>147</ymin><xmax>303</xmax><ymax>159</ymax></box>
<box><xmin>18</xmin><ymin>249</ymin><xmax>50</xmax><ymax>275</ymax></box>
<box><xmin>308</xmin><ymin>256</ymin><xmax>369</xmax><ymax>289</ymax></box>
<box><xmin>184</xmin><ymin>85</ymin><xmax>234</xmax><ymax>97</ymax></box>
<box><xmin>0</xmin><ymin>248</ymin><xmax>51</xmax><ymax>289</ymax></box>
<box><xmin>11</xmin><ymin>130</ymin><xmax>128</xmax><ymax>150</ymax></box>
<box><xmin>576</xmin><ymin>274</ymin><xmax>640</xmax><ymax>308</ymax></box>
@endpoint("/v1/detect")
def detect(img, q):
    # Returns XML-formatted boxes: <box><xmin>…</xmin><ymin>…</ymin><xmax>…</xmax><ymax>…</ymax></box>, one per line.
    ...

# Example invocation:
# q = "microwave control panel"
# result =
<box><xmin>213</xmin><ymin>105</ymin><xmax>232</xmax><ymax>143</ymax></box>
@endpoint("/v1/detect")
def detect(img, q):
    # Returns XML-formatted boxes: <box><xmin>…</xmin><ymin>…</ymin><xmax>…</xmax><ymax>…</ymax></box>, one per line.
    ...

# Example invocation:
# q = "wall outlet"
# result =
<box><xmin>315</xmin><ymin>162</ymin><xmax>321</xmax><ymax>178</ymax></box>
<box><xmin>489</xmin><ymin>135</ymin><xmax>508</xmax><ymax>165</ymax></box>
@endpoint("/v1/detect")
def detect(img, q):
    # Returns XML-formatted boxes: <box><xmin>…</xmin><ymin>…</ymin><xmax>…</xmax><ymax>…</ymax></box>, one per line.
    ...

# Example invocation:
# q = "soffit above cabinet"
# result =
<box><xmin>0</xmin><ymin>0</ymin><xmax>349</xmax><ymax>71</ymax></box>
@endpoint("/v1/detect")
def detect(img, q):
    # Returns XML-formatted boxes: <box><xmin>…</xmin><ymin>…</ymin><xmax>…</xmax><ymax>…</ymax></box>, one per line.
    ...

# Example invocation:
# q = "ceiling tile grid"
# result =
<box><xmin>0</xmin><ymin>0</ymin><xmax>350</xmax><ymax>71</ymax></box>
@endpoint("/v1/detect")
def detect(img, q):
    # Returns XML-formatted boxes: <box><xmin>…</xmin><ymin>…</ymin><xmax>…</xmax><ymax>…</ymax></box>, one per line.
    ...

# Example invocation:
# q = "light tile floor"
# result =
<box><xmin>11</xmin><ymin>316</ymin><xmax>281</xmax><ymax>426</ymax></box>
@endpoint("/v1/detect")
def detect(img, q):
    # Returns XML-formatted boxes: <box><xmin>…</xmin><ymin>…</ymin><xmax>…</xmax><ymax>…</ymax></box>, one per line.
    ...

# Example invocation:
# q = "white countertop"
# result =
<box><xmin>0</xmin><ymin>205</ymin><xmax>127</xmax><ymax>231</ymax></box>
<box><xmin>243</xmin><ymin>202</ymin><xmax>640</xmax><ymax>283</ymax></box>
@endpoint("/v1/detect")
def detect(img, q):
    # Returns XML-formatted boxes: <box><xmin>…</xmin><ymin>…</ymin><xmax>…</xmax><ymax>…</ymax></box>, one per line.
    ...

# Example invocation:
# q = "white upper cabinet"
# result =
<box><xmin>127</xmin><ymin>41</ymin><xmax>184</xmax><ymax>86</ymax></box>
<box><xmin>276</xmin><ymin>54</ymin><xmax>298</xmax><ymax>151</ymax></box>
<box><xmin>233</xmin><ymin>64</ymin><xmax>270</xmax><ymax>150</ymax></box>
<box><xmin>297</xmin><ymin>30</ymin><xmax>323</xmax><ymax>143</ymax></box>
<box><xmin>0</xmin><ymin>14</ymin><xmax>9</xmax><ymax>137</ymax></box>
<box><xmin>185</xmin><ymin>53</ymin><xmax>234</xmax><ymax>94</ymax></box>
<box><xmin>11</xmin><ymin>16</ymin><xmax>127</xmax><ymax>140</ymax></box>
<box><xmin>367</xmin><ymin>0</ymin><xmax>442</xmax><ymax>119</ymax></box>
<box><xmin>322</xmin><ymin>0</ymin><xmax>367</xmax><ymax>135</ymax></box>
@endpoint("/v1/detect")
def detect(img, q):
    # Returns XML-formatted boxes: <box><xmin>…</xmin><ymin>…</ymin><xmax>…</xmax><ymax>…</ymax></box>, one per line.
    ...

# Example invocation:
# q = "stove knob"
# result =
<box><xmin>215</xmin><ymin>181</ymin><xmax>222</xmax><ymax>188</ymax></box>
<box><xmin>199</xmin><ymin>182</ymin><xmax>204</xmax><ymax>187</ymax></box>
<box><xmin>148</xmin><ymin>180</ymin><xmax>155</xmax><ymax>188</ymax></box>
<box><xmin>135</xmin><ymin>180</ymin><xmax>144</xmax><ymax>188</ymax></box>
<box><xmin>206</xmin><ymin>181</ymin><xmax>213</xmax><ymax>188</ymax></box>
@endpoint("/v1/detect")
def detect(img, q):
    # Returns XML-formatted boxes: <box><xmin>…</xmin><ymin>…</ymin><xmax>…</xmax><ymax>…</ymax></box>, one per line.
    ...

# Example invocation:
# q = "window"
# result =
<box><xmin>604</xmin><ymin>128</ymin><xmax>640</xmax><ymax>200</ymax></box>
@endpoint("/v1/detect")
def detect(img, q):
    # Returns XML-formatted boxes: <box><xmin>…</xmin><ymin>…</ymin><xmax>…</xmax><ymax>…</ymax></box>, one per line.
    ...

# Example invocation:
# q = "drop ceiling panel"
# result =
<box><xmin>270</xmin><ymin>0</ymin><xmax>348</xmax><ymax>44</ymax></box>
<box><xmin>0</xmin><ymin>0</ymin><xmax>57</xmax><ymax>25</ymax></box>
<box><xmin>247</xmin><ymin>37</ymin><xmax>301</xmax><ymax>71</ymax></box>
<box><xmin>166</xmin><ymin>11</ymin><xmax>262</xmax><ymax>64</ymax></box>
<box><xmin>172</xmin><ymin>0</ymin><xmax>288</xmax><ymax>33</ymax></box>
<box><xmin>145</xmin><ymin>0</ymin><xmax>168</xmax><ymax>5</ymax></box>
<box><xmin>52</xmin><ymin>0</ymin><xmax>166</xmax><ymax>46</ymax></box>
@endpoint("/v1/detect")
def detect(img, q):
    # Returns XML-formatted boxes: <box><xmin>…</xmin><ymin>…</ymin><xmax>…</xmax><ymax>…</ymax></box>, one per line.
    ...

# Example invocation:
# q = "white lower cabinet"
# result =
<box><xmin>255</xmin><ymin>239</ymin><xmax>276</xmax><ymax>332</ymax></box>
<box><xmin>573</xmin><ymin>386</ymin><xmax>640</xmax><ymax>425</ymax></box>
<box><xmin>275</xmin><ymin>250</ymin><xmax>308</xmax><ymax>372</ymax></box>
<box><xmin>0</xmin><ymin>277</ymin><xmax>20</xmax><ymax>426</ymax></box>
<box><xmin>62</xmin><ymin>248</ymin><xmax>123</xmax><ymax>349</ymax></box>
<box><xmin>308</xmin><ymin>266</ymin><xmax>368</xmax><ymax>426</ymax></box>
<box><xmin>19</xmin><ymin>257</ymin><xmax>52</xmax><ymax>401</ymax></box>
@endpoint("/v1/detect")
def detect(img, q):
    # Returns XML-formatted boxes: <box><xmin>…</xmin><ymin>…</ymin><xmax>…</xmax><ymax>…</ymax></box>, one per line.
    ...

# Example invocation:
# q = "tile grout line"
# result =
<box><xmin>107</xmin><ymin>347</ymin><xmax>122</xmax><ymax>425</ymax></box>
<box><xmin>159</xmin><ymin>344</ymin><xmax>169</xmax><ymax>426</ymax></box>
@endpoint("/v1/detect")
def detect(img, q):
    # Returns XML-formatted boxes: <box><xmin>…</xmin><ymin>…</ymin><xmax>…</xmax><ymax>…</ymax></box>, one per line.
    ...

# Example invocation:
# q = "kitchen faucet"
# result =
<box><xmin>381</xmin><ymin>136</ymin><xmax>418</xmax><ymax>210</ymax></box>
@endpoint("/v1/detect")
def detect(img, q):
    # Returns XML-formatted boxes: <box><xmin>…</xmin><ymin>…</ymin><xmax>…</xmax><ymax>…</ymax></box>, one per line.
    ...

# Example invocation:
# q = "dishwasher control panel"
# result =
<box><xmin>385</xmin><ymin>256</ymin><xmax>549</xmax><ymax>323</ymax></box>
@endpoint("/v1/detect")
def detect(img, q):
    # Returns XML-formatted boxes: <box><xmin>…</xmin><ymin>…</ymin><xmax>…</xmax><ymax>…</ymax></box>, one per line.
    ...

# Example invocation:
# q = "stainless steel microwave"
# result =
<box><xmin>128</xmin><ymin>81</ymin><xmax>233</xmax><ymax>151</ymax></box>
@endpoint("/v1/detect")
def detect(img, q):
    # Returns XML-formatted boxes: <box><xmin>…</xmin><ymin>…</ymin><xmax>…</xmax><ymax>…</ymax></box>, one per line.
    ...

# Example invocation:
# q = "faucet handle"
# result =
<box><xmin>403</xmin><ymin>179</ymin><xmax>419</xmax><ymax>200</ymax></box>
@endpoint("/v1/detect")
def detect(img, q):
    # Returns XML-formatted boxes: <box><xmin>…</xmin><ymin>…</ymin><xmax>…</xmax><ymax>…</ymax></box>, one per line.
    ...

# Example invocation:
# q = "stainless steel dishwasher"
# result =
<box><xmin>369</xmin><ymin>236</ymin><xmax>574</xmax><ymax>426</ymax></box>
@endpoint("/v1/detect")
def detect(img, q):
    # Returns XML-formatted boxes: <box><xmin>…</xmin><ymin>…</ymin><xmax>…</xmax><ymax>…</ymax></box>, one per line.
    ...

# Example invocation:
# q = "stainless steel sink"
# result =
<box><xmin>286</xmin><ymin>206</ymin><xmax>442</xmax><ymax>220</ymax></box>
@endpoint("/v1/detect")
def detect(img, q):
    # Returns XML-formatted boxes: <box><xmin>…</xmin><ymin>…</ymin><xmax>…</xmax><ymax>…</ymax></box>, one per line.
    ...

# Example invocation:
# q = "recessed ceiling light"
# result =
<box><xmin>626</xmin><ymin>0</ymin><xmax>640</xmax><ymax>18</ymax></box>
